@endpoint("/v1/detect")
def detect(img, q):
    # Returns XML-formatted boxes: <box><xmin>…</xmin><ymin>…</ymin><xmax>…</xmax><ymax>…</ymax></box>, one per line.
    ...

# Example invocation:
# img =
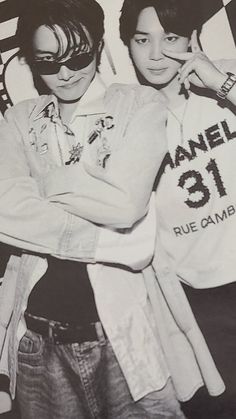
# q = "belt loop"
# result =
<box><xmin>95</xmin><ymin>322</ymin><xmax>107</xmax><ymax>343</ymax></box>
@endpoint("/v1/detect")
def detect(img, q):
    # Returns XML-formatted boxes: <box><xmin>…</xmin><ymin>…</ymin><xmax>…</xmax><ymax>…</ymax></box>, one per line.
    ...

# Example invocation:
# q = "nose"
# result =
<box><xmin>57</xmin><ymin>64</ymin><xmax>74</xmax><ymax>81</ymax></box>
<box><xmin>149</xmin><ymin>40</ymin><xmax>164</xmax><ymax>61</ymax></box>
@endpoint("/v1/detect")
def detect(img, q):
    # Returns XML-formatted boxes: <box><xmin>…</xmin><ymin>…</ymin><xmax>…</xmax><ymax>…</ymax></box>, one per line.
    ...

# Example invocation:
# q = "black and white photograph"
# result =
<box><xmin>0</xmin><ymin>1</ymin><xmax>236</xmax><ymax>418</ymax></box>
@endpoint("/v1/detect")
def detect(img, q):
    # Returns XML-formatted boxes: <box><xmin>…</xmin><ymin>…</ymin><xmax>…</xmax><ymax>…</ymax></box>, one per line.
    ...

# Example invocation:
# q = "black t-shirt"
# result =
<box><xmin>0</xmin><ymin>243</ymin><xmax>19</xmax><ymax>277</ymax></box>
<box><xmin>27</xmin><ymin>256</ymin><xmax>99</xmax><ymax>325</ymax></box>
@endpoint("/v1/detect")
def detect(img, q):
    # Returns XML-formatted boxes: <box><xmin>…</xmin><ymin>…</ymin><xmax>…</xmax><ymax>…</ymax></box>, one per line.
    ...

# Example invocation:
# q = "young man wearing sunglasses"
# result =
<box><xmin>0</xmin><ymin>0</ymin><xmax>187</xmax><ymax>418</ymax></box>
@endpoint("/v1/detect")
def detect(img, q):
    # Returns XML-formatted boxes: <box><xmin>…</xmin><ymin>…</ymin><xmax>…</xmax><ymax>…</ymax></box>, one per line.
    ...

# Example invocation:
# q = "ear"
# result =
<box><xmin>98</xmin><ymin>39</ymin><xmax>104</xmax><ymax>55</ymax></box>
<box><xmin>96</xmin><ymin>39</ymin><xmax>104</xmax><ymax>69</ymax></box>
<box><xmin>187</xmin><ymin>39</ymin><xmax>192</xmax><ymax>53</ymax></box>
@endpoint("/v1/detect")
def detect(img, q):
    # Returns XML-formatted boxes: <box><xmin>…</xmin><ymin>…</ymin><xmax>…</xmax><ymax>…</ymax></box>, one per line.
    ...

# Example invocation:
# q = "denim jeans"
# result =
<box><xmin>17</xmin><ymin>326</ymin><xmax>185</xmax><ymax>419</ymax></box>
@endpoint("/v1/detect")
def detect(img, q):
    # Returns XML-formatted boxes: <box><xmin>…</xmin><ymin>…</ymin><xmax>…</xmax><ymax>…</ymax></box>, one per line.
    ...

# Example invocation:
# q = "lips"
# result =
<box><xmin>147</xmin><ymin>68</ymin><xmax>168</xmax><ymax>75</ymax></box>
<box><xmin>60</xmin><ymin>79</ymin><xmax>81</xmax><ymax>89</ymax></box>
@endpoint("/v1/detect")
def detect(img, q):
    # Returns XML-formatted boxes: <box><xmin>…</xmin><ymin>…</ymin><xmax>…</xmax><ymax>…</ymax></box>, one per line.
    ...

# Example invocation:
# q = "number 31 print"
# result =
<box><xmin>178</xmin><ymin>159</ymin><xmax>227</xmax><ymax>209</ymax></box>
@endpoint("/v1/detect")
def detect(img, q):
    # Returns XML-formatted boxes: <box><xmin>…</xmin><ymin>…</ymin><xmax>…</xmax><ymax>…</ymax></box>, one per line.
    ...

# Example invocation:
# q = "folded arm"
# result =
<box><xmin>44</xmin><ymin>87</ymin><xmax>167</xmax><ymax>227</ymax></box>
<box><xmin>0</xmin><ymin>87</ymin><xmax>167</xmax><ymax>265</ymax></box>
<box><xmin>0</xmin><ymin>112</ymin><xmax>97</xmax><ymax>261</ymax></box>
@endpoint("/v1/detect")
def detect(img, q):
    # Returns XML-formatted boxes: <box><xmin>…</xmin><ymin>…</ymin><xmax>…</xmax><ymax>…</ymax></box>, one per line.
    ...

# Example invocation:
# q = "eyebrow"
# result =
<box><xmin>134</xmin><ymin>30</ymin><xmax>149</xmax><ymax>35</ymax></box>
<box><xmin>34</xmin><ymin>49</ymin><xmax>56</xmax><ymax>55</ymax></box>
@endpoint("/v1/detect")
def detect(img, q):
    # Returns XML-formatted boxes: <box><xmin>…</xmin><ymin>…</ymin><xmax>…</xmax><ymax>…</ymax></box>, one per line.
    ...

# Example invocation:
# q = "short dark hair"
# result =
<box><xmin>17</xmin><ymin>0</ymin><xmax>105</xmax><ymax>63</ymax></box>
<box><xmin>120</xmin><ymin>0</ymin><xmax>202</xmax><ymax>44</ymax></box>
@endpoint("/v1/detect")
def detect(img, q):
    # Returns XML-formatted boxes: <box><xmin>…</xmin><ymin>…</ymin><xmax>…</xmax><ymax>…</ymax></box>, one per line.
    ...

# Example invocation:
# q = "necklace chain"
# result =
<box><xmin>167</xmin><ymin>99</ymin><xmax>189</xmax><ymax>143</ymax></box>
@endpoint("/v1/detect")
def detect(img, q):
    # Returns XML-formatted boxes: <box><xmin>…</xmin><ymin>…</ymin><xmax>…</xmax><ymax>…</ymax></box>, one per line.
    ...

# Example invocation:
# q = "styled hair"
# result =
<box><xmin>120</xmin><ymin>0</ymin><xmax>202</xmax><ymax>44</ymax></box>
<box><xmin>17</xmin><ymin>0</ymin><xmax>105</xmax><ymax>63</ymax></box>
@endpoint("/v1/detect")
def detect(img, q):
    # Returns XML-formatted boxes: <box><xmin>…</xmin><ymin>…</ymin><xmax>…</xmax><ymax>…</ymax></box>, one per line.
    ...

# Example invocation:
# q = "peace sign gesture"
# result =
<box><xmin>162</xmin><ymin>30</ymin><xmax>226</xmax><ymax>92</ymax></box>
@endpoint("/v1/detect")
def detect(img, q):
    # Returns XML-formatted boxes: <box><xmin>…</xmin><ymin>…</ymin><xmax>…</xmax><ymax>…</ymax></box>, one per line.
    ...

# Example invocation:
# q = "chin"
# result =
<box><xmin>56</xmin><ymin>89</ymin><xmax>85</xmax><ymax>103</ymax></box>
<box><xmin>145</xmin><ymin>72</ymin><xmax>173</xmax><ymax>86</ymax></box>
<box><xmin>57</xmin><ymin>95</ymin><xmax>82</xmax><ymax>103</ymax></box>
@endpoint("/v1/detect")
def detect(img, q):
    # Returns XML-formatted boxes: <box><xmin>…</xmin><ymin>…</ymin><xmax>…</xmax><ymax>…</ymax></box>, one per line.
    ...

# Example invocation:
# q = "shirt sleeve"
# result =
<box><xmin>94</xmin><ymin>192</ymin><xmax>157</xmax><ymax>270</ymax></box>
<box><xmin>214</xmin><ymin>59</ymin><xmax>236</xmax><ymax>74</ymax></box>
<box><xmin>214</xmin><ymin>59</ymin><xmax>236</xmax><ymax>107</ymax></box>
<box><xmin>44</xmin><ymin>86</ymin><xmax>167</xmax><ymax>228</ymax></box>
<box><xmin>0</xmin><ymin>110</ymin><xmax>98</xmax><ymax>261</ymax></box>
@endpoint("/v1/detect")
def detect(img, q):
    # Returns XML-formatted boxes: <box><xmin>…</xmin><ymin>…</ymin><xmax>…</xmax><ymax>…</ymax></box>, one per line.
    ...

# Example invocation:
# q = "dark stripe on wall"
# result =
<box><xmin>200</xmin><ymin>0</ymin><xmax>224</xmax><ymax>25</ymax></box>
<box><xmin>0</xmin><ymin>0</ymin><xmax>20</xmax><ymax>23</ymax></box>
<box><xmin>0</xmin><ymin>88</ymin><xmax>8</xmax><ymax>95</ymax></box>
<box><xmin>0</xmin><ymin>36</ymin><xmax>18</xmax><ymax>53</ymax></box>
<box><xmin>225</xmin><ymin>1</ymin><xmax>236</xmax><ymax>47</ymax></box>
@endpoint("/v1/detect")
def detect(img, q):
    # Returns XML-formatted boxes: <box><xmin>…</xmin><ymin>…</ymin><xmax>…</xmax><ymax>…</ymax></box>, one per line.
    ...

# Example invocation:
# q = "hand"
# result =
<box><xmin>162</xmin><ymin>30</ymin><xmax>226</xmax><ymax>92</ymax></box>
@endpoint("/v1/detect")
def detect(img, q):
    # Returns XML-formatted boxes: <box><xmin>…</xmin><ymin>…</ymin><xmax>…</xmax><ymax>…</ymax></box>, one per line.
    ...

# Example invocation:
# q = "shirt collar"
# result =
<box><xmin>73</xmin><ymin>73</ymin><xmax>107</xmax><ymax>117</ymax></box>
<box><xmin>32</xmin><ymin>96</ymin><xmax>58</xmax><ymax>122</ymax></box>
<box><xmin>33</xmin><ymin>73</ymin><xmax>107</xmax><ymax>122</ymax></box>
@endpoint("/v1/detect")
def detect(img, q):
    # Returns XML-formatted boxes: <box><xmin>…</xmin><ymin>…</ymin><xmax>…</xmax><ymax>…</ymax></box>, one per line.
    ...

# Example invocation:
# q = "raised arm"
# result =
<box><xmin>213</xmin><ymin>59</ymin><xmax>236</xmax><ymax>106</ymax></box>
<box><xmin>163</xmin><ymin>30</ymin><xmax>236</xmax><ymax>106</ymax></box>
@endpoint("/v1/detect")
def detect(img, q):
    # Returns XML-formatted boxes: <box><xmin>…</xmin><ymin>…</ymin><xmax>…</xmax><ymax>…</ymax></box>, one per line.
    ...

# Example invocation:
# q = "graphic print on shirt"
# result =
<box><xmin>157</xmin><ymin>95</ymin><xmax>236</xmax><ymax>241</ymax></box>
<box><xmin>163</xmin><ymin>118</ymin><xmax>235</xmax><ymax>208</ymax></box>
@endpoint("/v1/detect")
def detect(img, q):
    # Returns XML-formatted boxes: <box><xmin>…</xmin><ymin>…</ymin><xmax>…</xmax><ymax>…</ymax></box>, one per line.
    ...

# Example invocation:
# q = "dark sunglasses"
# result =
<box><xmin>32</xmin><ymin>51</ymin><xmax>95</xmax><ymax>75</ymax></box>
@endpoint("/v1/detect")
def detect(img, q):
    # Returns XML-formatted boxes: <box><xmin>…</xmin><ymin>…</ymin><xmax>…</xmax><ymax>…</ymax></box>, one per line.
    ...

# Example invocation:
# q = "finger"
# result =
<box><xmin>178</xmin><ymin>60</ymin><xmax>196</xmax><ymax>85</ymax></box>
<box><xmin>183</xmin><ymin>77</ymin><xmax>190</xmax><ymax>91</ymax></box>
<box><xmin>179</xmin><ymin>61</ymin><xmax>204</xmax><ymax>88</ymax></box>
<box><xmin>162</xmin><ymin>49</ymin><xmax>194</xmax><ymax>61</ymax></box>
<box><xmin>191</xmin><ymin>30</ymin><xmax>201</xmax><ymax>53</ymax></box>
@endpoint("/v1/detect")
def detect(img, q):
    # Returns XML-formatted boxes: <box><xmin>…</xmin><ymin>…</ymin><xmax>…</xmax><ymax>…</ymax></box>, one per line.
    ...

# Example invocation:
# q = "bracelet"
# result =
<box><xmin>216</xmin><ymin>72</ymin><xmax>236</xmax><ymax>100</ymax></box>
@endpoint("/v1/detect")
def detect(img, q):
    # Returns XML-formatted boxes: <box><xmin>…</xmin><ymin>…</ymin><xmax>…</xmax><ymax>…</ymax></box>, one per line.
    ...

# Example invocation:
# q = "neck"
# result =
<box><xmin>159</xmin><ymin>75</ymin><xmax>187</xmax><ymax>109</ymax></box>
<box><xmin>58</xmin><ymin>100</ymin><xmax>79</xmax><ymax>125</ymax></box>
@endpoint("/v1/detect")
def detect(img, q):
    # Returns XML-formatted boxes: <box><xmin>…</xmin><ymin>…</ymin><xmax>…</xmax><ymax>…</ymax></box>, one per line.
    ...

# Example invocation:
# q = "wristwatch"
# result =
<box><xmin>216</xmin><ymin>72</ymin><xmax>236</xmax><ymax>100</ymax></box>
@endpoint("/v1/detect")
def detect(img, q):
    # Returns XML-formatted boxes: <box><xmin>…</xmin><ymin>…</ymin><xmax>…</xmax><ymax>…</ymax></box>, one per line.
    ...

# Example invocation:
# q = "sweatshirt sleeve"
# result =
<box><xmin>214</xmin><ymin>59</ymin><xmax>236</xmax><ymax>75</ymax></box>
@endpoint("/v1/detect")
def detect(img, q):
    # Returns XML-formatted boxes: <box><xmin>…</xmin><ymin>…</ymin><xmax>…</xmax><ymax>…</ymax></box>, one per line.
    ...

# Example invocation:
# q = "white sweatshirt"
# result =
<box><xmin>156</xmin><ymin>82</ymin><xmax>236</xmax><ymax>288</ymax></box>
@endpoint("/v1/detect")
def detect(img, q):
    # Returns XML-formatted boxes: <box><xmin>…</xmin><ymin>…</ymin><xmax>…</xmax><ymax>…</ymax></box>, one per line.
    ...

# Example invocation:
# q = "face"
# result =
<box><xmin>32</xmin><ymin>24</ymin><xmax>97</xmax><ymax>103</ymax></box>
<box><xmin>130</xmin><ymin>7</ymin><xmax>190</xmax><ymax>87</ymax></box>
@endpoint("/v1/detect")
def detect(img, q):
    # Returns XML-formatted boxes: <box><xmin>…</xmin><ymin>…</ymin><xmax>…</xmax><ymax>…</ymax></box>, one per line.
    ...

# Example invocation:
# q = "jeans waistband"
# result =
<box><xmin>25</xmin><ymin>312</ymin><xmax>106</xmax><ymax>345</ymax></box>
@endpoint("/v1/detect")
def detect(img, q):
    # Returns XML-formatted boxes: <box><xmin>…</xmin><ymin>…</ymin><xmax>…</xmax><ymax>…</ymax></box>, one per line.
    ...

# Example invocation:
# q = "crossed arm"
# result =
<box><xmin>0</xmin><ymin>87</ymin><xmax>168</xmax><ymax>412</ymax></box>
<box><xmin>0</xmin><ymin>87</ymin><xmax>167</xmax><ymax>261</ymax></box>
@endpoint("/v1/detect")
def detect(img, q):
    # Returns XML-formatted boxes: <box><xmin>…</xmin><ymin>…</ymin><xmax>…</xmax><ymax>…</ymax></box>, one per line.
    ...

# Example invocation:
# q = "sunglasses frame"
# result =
<box><xmin>32</xmin><ymin>50</ymin><xmax>95</xmax><ymax>75</ymax></box>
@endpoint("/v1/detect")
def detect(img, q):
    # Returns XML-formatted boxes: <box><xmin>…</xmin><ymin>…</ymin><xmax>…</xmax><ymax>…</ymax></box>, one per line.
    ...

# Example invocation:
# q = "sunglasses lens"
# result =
<box><xmin>33</xmin><ymin>61</ymin><xmax>60</xmax><ymax>75</ymax></box>
<box><xmin>67</xmin><ymin>52</ymin><xmax>94</xmax><ymax>71</ymax></box>
<box><xmin>33</xmin><ymin>51</ymin><xmax>94</xmax><ymax>75</ymax></box>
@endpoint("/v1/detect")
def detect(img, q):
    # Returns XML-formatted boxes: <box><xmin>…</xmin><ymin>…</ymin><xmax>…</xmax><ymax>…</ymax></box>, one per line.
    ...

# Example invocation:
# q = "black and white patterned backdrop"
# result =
<box><xmin>0</xmin><ymin>0</ymin><xmax>235</xmax><ymax>118</ymax></box>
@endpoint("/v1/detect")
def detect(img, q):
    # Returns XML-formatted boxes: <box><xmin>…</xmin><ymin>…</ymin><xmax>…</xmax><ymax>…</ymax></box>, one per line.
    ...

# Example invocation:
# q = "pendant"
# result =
<box><xmin>88</xmin><ymin>115</ymin><xmax>114</xmax><ymax>144</ymax></box>
<box><xmin>97</xmin><ymin>137</ymin><xmax>111</xmax><ymax>168</ymax></box>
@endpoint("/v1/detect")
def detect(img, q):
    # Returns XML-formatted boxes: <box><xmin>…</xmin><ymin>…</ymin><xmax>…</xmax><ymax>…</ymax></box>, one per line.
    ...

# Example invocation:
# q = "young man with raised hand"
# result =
<box><xmin>120</xmin><ymin>0</ymin><xmax>236</xmax><ymax>418</ymax></box>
